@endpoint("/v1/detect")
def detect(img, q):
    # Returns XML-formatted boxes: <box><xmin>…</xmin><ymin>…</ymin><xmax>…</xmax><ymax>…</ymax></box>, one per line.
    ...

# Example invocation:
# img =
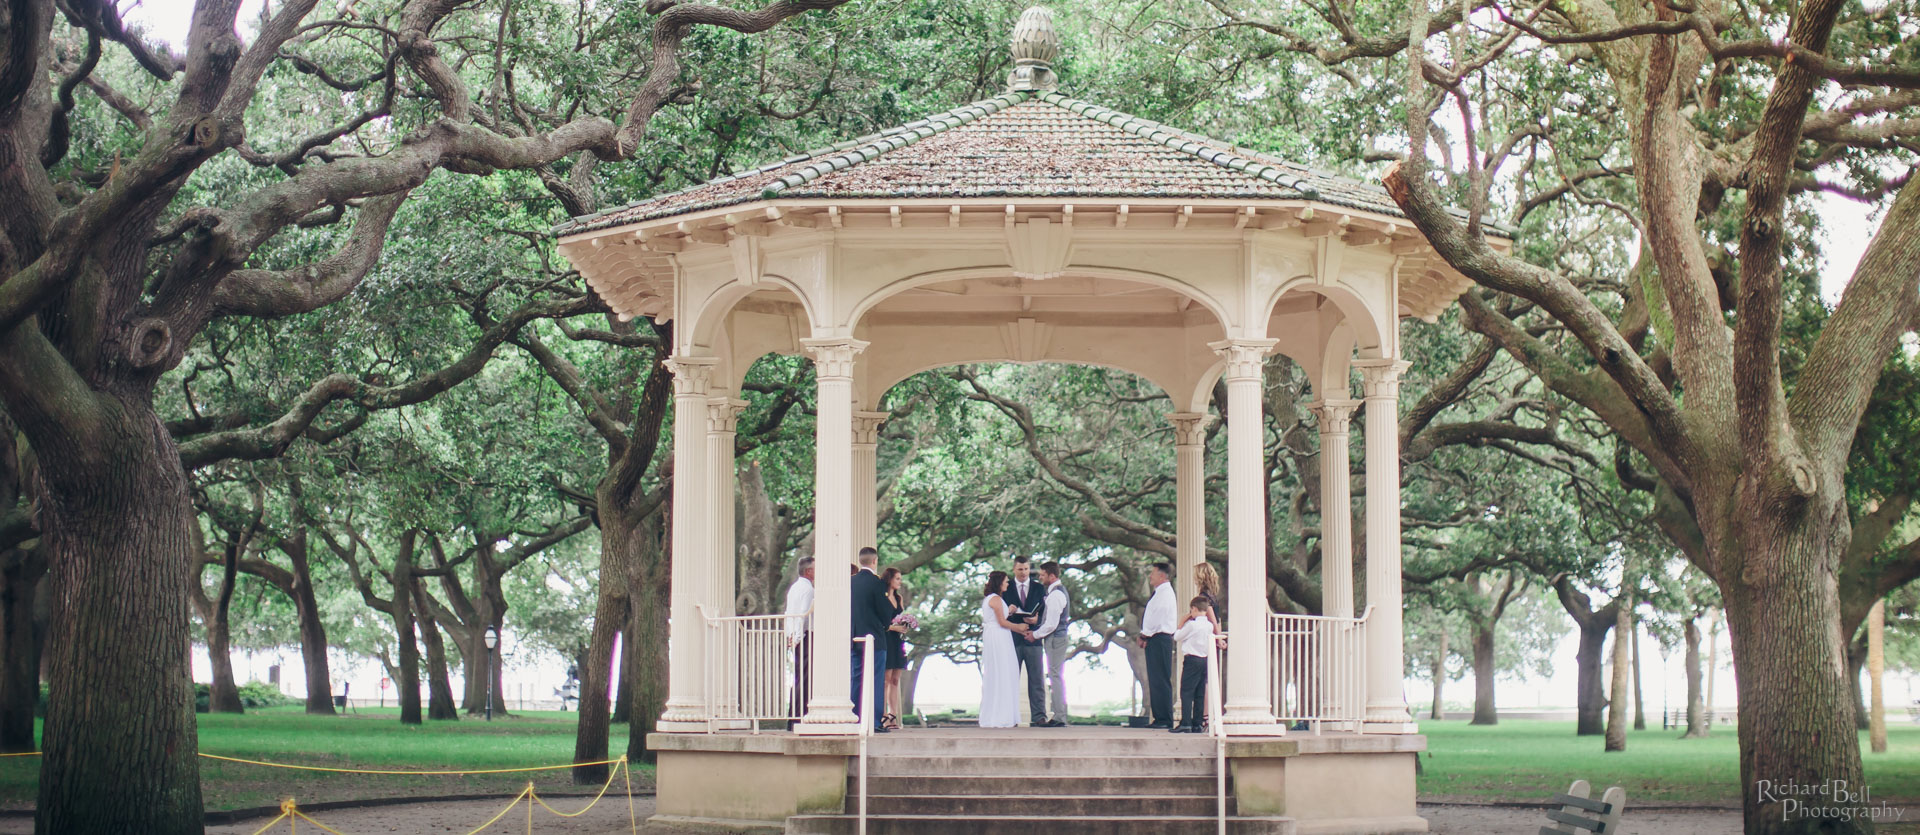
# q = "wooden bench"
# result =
<box><xmin>1541</xmin><ymin>780</ymin><xmax>1625</xmax><ymax>835</ymax></box>
<box><xmin>1906</xmin><ymin>704</ymin><xmax>1920</xmax><ymax>723</ymax></box>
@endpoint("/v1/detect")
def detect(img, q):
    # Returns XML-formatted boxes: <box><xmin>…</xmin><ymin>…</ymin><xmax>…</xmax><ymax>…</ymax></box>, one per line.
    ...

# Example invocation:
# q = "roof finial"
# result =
<box><xmin>1007</xmin><ymin>7</ymin><xmax>1059</xmax><ymax>92</ymax></box>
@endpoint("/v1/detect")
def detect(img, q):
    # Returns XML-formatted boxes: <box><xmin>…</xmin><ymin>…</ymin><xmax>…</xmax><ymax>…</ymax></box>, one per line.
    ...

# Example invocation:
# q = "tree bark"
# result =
<box><xmin>1632</xmin><ymin>616</ymin><xmax>1646</xmax><ymax>731</ymax></box>
<box><xmin>572</xmin><ymin>516</ymin><xmax>633</xmax><ymax>784</ymax></box>
<box><xmin>412</xmin><ymin>582</ymin><xmax>459</xmax><ymax>721</ymax></box>
<box><xmin>1429</xmin><ymin>626</ymin><xmax>1448</xmax><ymax>720</ymax></box>
<box><xmin>33</xmin><ymin>403</ymin><xmax>203</xmax><ymax>834</ymax></box>
<box><xmin>627</xmin><ymin>510</ymin><xmax>668</xmax><ymax>765</ymax></box>
<box><xmin>282</xmin><ymin>532</ymin><xmax>335</xmax><ymax>715</ymax></box>
<box><xmin>1721</xmin><ymin>502</ymin><xmax>1868</xmax><ymax>830</ymax></box>
<box><xmin>1469</xmin><ymin>622</ymin><xmax>1496</xmax><ymax>725</ymax></box>
<box><xmin>901</xmin><ymin>654</ymin><xmax>925</xmax><ymax>716</ymax></box>
<box><xmin>1604</xmin><ymin>602</ymin><xmax>1631</xmax><ymax>751</ymax></box>
<box><xmin>390</xmin><ymin>531</ymin><xmax>423</xmax><ymax>725</ymax></box>
<box><xmin>0</xmin><ymin>547</ymin><xmax>47</xmax><ymax>752</ymax></box>
<box><xmin>1573</xmin><ymin>610</ymin><xmax>1613</xmax><ymax>735</ymax></box>
<box><xmin>1682</xmin><ymin>615</ymin><xmax>1710</xmax><ymax>738</ymax></box>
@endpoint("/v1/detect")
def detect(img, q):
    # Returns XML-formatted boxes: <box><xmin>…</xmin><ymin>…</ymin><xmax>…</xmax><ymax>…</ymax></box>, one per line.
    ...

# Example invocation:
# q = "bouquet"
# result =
<box><xmin>891</xmin><ymin>613</ymin><xmax>920</xmax><ymax>630</ymax></box>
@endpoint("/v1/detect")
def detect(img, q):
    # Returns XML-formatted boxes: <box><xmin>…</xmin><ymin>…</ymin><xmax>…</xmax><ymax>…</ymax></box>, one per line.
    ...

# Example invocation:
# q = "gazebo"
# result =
<box><xmin>554</xmin><ymin>8</ymin><xmax>1501</xmax><ymax>833</ymax></box>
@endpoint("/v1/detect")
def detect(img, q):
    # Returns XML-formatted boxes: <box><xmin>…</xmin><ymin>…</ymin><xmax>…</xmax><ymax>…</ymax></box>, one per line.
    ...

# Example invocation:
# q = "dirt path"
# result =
<box><xmin>1423</xmin><ymin>803</ymin><xmax>1920</xmax><ymax>834</ymax></box>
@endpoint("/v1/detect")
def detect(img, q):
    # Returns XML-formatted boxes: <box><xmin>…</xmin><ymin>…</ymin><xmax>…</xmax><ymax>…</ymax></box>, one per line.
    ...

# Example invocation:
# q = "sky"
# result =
<box><xmin>152</xmin><ymin>0</ymin><xmax>1905</xmax><ymax>715</ymax></box>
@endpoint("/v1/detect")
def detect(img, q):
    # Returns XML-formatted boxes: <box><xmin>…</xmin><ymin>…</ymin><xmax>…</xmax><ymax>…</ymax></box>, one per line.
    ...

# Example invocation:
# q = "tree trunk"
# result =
<box><xmin>1469</xmin><ymin>622</ymin><xmax>1496</xmax><ymax>725</ymax></box>
<box><xmin>572</xmin><ymin>515</ymin><xmax>634</xmax><ymax>784</ymax></box>
<box><xmin>282</xmin><ymin>532</ymin><xmax>335</xmax><ymax>715</ymax></box>
<box><xmin>413</xmin><ymin>584</ymin><xmax>459</xmax><ymax>721</ymax></box>
<box><xmin>1847</xmin><ymin>633</ymin><xmax>1869</xmax><ymax>731</ymax></box>
<box><xmin>34</xmin><ymin>407</ymin><xmax>203</xmax><ymax>834</ymax></box>
<box><xmin>391</xmin><ymin>532</ymin><xmax>422</xmax><ymax>725</ymax></box>
<box><xmin>1682</xmin><ymin>616</ymin><xmax>1710</xmax><ymax>738</ymax></box>
<box><xmin>201</xmin><ymin>595</ymin><xmax>243</xmax><ymax>714</ymax></box>
<box><xmin>0</xmin><ymin>547</ymin><xmax>47</xmax><ymax>752</ymax></box>
<box><xmin>1720</xmin><ymin>499</ymin><xmax>1869</xmax><ymax>830</ymax></box>
<box><xmin>1573</xmin><ymin>613</ymin><xmax>1612</xmax><ymax>735</ymax></box>
<box><xmin>1867</xmin><ymin>600</ymin><xmax>1886</xmax><ymax>755</ymax></box>
<box><xmin>489</xmin><ymin>616</ymin><xmax>509</xmax><ymax>717</ymax></box>
<box><xmin>627</xmin><ymin>511</ymin><xmax>668</xmax><ymax>765</ymax></box>
<box><xmin>1632</xmin><ymin>616</ymin><xmax>1646</xmax><ymax>731</ymax></box>
<box><xmin>1428</xmin><ymin>626</ymin><xmax>1447</xmax><ymax>720</ymax></box>
<box><xmin>1706</xmin><ymin>614</ymin><xmax>1720</xmax><ymax>718</ymax></box>
<box><xmin>1604</xmin><ymin>602</ymin><xmax>1630</xmax><ymax>752</ymax></box>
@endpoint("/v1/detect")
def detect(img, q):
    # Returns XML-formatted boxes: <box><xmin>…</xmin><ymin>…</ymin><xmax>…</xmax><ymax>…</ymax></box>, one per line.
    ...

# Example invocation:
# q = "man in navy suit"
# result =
<box><xmin>850</xmin><ymin>546</ymin><xmax>894</xmax><ymax>731</ymax></box>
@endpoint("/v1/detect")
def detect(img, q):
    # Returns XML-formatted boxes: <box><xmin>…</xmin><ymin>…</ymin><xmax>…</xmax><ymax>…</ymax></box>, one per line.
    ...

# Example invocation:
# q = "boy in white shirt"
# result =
<box><xmin>1172</xmin><ymin>597</ymin><xmax>1220</xmax><ymax>733</ymax></box>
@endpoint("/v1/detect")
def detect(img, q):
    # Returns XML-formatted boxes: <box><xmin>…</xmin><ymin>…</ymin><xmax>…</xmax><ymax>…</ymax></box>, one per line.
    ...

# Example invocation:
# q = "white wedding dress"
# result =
<box><xmin>978</xmin><ymin>595</ymin><xmax>1019</xmax><ymax>728</ymax></box>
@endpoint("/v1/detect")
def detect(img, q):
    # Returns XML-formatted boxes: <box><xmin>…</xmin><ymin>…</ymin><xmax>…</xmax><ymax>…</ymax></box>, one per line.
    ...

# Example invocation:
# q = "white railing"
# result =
<box><xmin>1268</xmin><ymin>606</ymin><xmax>1370</xmax><ymax>729</ymax></box>
<box><xmin>1207</xmin><ymin>632</ymin><xmax>1227</xmax><ymax>835</ymax></box>
<box><xmin>703</xmin><ymin>607</ymin><xmax>810</xmax><ymax>732</ymax></box>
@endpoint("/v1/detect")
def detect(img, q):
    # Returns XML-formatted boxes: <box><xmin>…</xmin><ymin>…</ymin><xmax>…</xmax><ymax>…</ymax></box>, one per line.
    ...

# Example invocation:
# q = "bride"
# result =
<box><xmin>978</xmin><ymin>571</ymin><xmax>1029</xmax><ymax>729</ymax></box>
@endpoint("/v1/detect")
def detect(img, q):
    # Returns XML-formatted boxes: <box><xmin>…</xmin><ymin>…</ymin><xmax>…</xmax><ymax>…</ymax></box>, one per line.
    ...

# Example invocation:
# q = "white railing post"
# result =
<box><xmin>1266</xmin><ymin>608</ymin><xmax>1373</xmax><ymax>728</ymax></box>
<box><xmin>1209</xmin><ymin>632</ymin><xmax>1227</xmax><ymax>835</ymax></box>
<box><xmin>856</xmin><ymin>635</ymin><xmax>873</xmax><ymax>835</ymax></box>
<box><xmin>701</xmin><ymin>608</ymin><xmax>813</xmax><ymax>731</ymax></box>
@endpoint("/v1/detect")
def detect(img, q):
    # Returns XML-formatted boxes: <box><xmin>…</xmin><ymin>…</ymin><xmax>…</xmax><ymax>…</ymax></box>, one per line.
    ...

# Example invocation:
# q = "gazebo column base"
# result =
<box><xmin>1228</xmin><ymin>734</ymin><xmax>1427</xmax><ymax>834</ymax></box>
<box><xmin>648</xmin><ymin>733</ymin><xmax>857</xmax><ymax>829</ymax></box>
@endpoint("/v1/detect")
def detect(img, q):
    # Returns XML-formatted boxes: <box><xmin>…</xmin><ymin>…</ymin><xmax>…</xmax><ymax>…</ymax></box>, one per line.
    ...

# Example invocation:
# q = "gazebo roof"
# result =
<box><xmin>555</xmin><ymin>86</ymin><xmax>1453</xmax><ymax>239</ymax></box>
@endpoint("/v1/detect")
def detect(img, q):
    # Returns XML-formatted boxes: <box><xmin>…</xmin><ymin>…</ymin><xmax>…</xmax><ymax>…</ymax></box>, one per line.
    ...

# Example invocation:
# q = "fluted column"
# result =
<box><xmin>796</xmin><ymin>338</ymin><xmax>868</xmax><ymax>734</ymax></box>
<box><xmin>1310</xmin><ymin>400</ymin><xmax>1359</xmax><ymax>619</ymax></box>
<box><xmin>658</xmin><ymin>356</ymin><xmax>716</xmax><ymax>731</ymax></box>
<box><xmin>708</xmin><ymin>398</ymin><xmax>747</xmax><ymax>618</ymax></box>
<box><xmin>1211</xmin><ymin>338</ymin><xmax>1280</xmax><ymax>732</ymax></box>
<box><xmin>852</xmin><ymin>411</ymin><xmax>887</xmax><ymax>554</ymax></box>
<box><xmin>1358</xmin><ymin>359</ymin><xmax>1415</xmax><ymax>733</ymax></box>
<box><xmin>1169</xmin><ymin>413</ymin><xmax>1212</xmax><ymax>609</ymax></box>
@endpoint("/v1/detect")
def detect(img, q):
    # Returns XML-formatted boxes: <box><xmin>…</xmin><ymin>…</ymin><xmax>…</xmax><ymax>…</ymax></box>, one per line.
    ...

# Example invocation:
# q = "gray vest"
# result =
<box><xmin>1049</xmin><ymin>582</ymin><xmax>1071</xmax><ymax>633</ymax></box>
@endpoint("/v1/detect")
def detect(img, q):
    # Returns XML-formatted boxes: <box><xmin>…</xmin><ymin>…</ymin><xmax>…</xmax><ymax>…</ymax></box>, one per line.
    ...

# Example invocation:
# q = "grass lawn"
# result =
<box><xmin>1418</xmin><ymin>719</ymin><xmax>1920</xmax><ymax>805</ymax></box>
<box><xmin>0</xmin><ymin>707</ymin><xmax>654</xmax><ymax>811</ymax></box>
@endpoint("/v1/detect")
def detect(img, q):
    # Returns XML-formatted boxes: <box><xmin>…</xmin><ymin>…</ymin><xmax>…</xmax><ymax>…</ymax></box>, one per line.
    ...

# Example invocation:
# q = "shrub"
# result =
<box><xmin>236</xmin><ymin>681</ymin><xmax>294</xmax><ymax>708</ymax></box>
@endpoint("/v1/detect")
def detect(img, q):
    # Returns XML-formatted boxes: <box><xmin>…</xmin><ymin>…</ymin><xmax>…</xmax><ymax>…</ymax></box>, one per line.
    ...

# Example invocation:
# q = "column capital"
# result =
<box><xmin>800</xmin><ymin>337</ymin><xmax>869</xmax><ymax>379</ymax></box>
<box><xmin>1310</xmin><ymin>399</ymin><xmax>1361</xmax><ymax>435</ymax></box>
<box><xmin>851</xmin><ymin>411</ymin><xmax>888</xmax><ymax>446</ymax></box>
<box><xmin>1208</xmin><ymin>338</ymin><xmax>1279</xmax><ymax>382</ymax></box>
<box><xmin>664</xmin><ymin>355</ymin><xmax>718</xmax><ymax>396</ymax></box>
<box><xmin>707</xmin><ymin>397</ymin><xmax>748</xmax><ymax>434</ymax></box>
<box><xmin>1168</xmin><ymin>412</ymin><xmax>1214</xmax><ymax>446</ymax></box>
<box><xmin>1355</xmin><ymin>359</ymin><xmax>1411</xmax><ymax>399</ymax></box>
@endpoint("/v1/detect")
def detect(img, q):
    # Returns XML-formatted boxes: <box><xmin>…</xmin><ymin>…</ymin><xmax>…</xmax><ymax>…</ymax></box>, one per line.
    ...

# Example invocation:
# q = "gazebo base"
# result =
<box><xmin>645</xmin><ymin>728</ymin><xmax>1426</xmax><ymax>834</ymax></box>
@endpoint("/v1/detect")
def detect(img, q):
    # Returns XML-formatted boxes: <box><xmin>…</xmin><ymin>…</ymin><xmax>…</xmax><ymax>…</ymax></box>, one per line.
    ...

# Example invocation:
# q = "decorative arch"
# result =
<box><xmin>1258</xmin><ymin>277</ymin><xmax>1387</xmax><ymax>358</ymax></box>
<box><xmin>845</xmin><ymin>265</ymin><xmax>1234</xmax><ymax>335</ymax></box>
<box><xmin>688</xmin><ymin>274</ymin><xmax>819</xmax><ymax>354</ymax></box>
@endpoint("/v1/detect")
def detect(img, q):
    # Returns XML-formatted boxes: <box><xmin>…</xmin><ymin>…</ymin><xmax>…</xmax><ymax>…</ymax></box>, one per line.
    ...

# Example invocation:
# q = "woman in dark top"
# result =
<box><xmin>881</xmin><ymin>567</ymin><xmax>909</xmax><ymax>730</ymax></box>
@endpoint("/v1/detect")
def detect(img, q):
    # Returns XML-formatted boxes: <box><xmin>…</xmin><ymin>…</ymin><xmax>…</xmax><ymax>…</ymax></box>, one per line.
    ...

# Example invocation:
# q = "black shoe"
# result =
<box><xmin>1046</xmin><ymin>719</ymin><xmax>1067</xmax><ymax>727</ymax></box>
<box><xmin>873</xmin><ymin>726</ymin><xmax>890</xmax><ymax>733</ymax></box>
<box><xmin>1146</xmin><ymin>721</ymin><xmax>1173</xmax><ymax>729</ymax></box>
<box><xmin>1173</xmin><ymin>726</ymin><xmax>1202</xmax><ymax>733</ymax></box>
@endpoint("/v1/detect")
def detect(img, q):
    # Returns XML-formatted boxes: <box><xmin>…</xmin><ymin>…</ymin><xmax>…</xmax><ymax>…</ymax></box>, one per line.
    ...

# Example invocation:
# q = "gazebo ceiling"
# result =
<box><xmin>554</xmin><ymin>7</ymin><xmax>1509</xmax><ymax>328</ymax></box>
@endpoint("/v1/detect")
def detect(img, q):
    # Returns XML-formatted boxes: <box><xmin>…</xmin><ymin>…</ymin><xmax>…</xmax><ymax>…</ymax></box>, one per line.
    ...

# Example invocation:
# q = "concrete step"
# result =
<box><xmin>852</xmin><ymin>774</ymin><xmax>1219</xmax><ymax>797</ymax></box>
<box><xmin>866</xmin><ymin>733</ymin><xmax>1216</xmax><ymax>757</ymax></box>
<box><xmin>863</xmin><ymin>755</ymin><xmax>1214</xmax><ymax>777</ymax></box>
<box><xmin>786</xmin><ymin>814</ymin><xmax>1294</xmax><ymax>835</ymax></box>
<box><xmin>862</xmin><ymin>793</ymin><xmax>1229</xmax><ymax>817</ymax></box>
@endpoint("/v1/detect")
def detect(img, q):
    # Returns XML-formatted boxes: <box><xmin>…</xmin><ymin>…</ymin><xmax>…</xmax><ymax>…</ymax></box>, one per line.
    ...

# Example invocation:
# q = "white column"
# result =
<box><xmin>796</xmin><ymin>338</ymin><xmax>868</xmax><ymax>734</ymax></box>
<box><xmin>852</xmin><ymin>411</ymin><xmax>887</xmax><ymax>554</ymax></box>
<box><xmin>1169</xmin><ymin>413</ymin><xmax>1212</xmax><ymax>609</ymax></box>
<box><xmin>1357</xmin><ymin>359</ymin><xmax>1415</xmax><ymax>733</ymax></box>
<box><xmin>708</xmin><ymin>397</ymin><xmax>747</xmax><ymax>618</ymax></box>
<box><xmin>1211</xmin><ymin>338</ymin><xmax>1280</xmax><ymax>732</ymax></box>
<box><xmin>658</xmin><ymin>355</ymin><xmax>716</xmax><ymax>731</ymax></box>
<box><xmin>1310</xmin><ymin>400</ymin><xmax>1359</xmax><ymax>619</ymax></box>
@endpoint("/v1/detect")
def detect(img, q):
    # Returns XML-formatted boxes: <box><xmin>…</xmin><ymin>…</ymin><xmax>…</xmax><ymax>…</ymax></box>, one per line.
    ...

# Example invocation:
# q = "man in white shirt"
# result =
<box><xmin>1135</xmin><ymin>562</ymin><xmax>1177</xmax><ymax>729</ymax></box>
<box><xmin>784</xmin><ymin>557</ymin><xmax>814</xmax><ymax>730</ymax></box>
<box><xmin>1031</xmin><ymin>561</ymin><xmax>1071</xmax><ymax>727</ymax></box>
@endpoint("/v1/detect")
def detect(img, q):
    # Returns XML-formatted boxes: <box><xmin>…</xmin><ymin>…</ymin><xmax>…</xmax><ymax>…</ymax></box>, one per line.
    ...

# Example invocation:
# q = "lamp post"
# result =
<box><xmin>483</xmin><ymin>626</ymin><xmax>499</xmax><ymax>722</ymax></box>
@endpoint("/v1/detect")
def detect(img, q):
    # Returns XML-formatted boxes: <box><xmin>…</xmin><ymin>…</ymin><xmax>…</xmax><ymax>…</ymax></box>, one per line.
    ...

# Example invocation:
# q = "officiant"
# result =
<box><xmin>1001</xmin><ymin>556</ymin><xmax>1049</xmax><ymax>726</ymax></box>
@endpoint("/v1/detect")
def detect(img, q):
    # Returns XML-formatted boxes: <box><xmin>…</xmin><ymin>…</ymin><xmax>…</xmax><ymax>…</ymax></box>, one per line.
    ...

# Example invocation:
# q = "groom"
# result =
<box><xmin>1001</xmin><ymin>556</ymin><xmax>1049</xmax><ymax>726</ymax></box>
<box><xmin>850</xmin><ymin>547</ymin><xmax>892</xmax><ymax>732</ymax></box>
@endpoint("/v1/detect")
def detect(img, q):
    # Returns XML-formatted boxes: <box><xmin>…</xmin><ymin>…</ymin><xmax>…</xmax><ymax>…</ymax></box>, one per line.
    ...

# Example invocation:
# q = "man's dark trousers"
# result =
<box><xmin>1179</xmin><ymin>652</ymin><xmax>1208</xmax><ymax>730</ymax></box>
<box><xmin>786</xmin><ymin>635</ymin><xmax>812</xmax><ymax>731</ymax></box>
<box><xmin>1146</xmin><ymin>633</ymin><xmax>1174</xmax><ymax>726</ymax></box>
<box><xmin>850</xmin><ymin>643</ymin><xmax>888</xmax><ymax>730</ymax></box>
<box><xmin>1014</xmin><ymin>635</ymin><xmax>1046</xmax><ymax>723</ymax></box>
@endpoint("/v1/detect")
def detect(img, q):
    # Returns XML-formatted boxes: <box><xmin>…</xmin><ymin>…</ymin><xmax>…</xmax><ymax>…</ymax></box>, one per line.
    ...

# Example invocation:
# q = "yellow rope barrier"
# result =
<box><xmin>3</xmin><ymin>750</ymin><xmax>641</xmax><ymax>834</ymax></box>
